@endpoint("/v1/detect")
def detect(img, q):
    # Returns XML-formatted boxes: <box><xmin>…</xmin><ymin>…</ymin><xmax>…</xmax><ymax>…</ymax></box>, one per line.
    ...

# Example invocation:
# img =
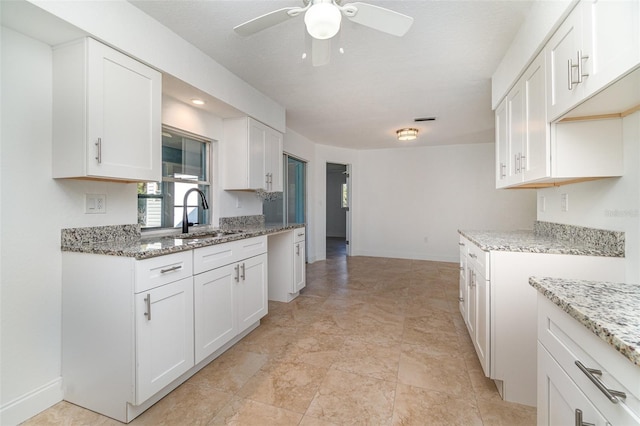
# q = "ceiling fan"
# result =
<box><xmin>234</xmin><ymin>0</ymin><xmax>414</xmax><ymax>66</ymax></box>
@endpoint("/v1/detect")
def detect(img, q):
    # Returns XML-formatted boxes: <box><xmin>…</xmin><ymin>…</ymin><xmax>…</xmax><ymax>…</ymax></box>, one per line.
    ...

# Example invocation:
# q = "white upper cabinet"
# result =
<box><xmin>497</xmin><ymin>52</ymin><xmax>553</xmax><ymax>188</ymax></box>
<box><xmin>547</xmin><ymin>0</ymin><xmax>640</xmax><ymax>121</ymax></box>
<box><xmin>222</xmin><ymin>117</ymin><xmax>283</xmax><ymax>191</ymax></box>
<box><xmin>53</xmin><ymin>38</ymin><xmax>162</xmax><ymax>182</ymax></box>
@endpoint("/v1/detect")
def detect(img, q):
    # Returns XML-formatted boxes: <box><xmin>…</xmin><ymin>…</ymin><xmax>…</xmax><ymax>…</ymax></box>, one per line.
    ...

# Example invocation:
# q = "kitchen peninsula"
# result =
<box><xmin>458</xmin><ymin>221</ymin><xmax>625</xmax><ymax>407</ymax></box>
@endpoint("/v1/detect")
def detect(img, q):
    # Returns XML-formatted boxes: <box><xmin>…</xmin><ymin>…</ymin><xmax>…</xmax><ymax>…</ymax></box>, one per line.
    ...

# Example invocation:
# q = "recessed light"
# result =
<box><xmin>191</xmin><ymin>98</ymin><xmax>205</xmax><ymax>105</ymax></box>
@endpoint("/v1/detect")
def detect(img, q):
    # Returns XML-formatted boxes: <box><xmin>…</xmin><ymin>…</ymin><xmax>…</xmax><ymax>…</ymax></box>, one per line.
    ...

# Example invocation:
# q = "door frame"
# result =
<box><xmin>325</xmin><ymin>162</ymin><xmax>352</xmax><ymax>257</ymax></box>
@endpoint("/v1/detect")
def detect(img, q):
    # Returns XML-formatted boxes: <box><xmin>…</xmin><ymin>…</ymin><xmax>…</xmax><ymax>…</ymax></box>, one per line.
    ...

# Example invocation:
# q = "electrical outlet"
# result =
<box><xmin>85</xmin><ymin>194</ymin><xmax>106</xmax><ymax>214</ymax></box>
<box><xmin>561</xmin><ymin>193</ymin><xmax>569</xmax><ymax>212</ymax></box>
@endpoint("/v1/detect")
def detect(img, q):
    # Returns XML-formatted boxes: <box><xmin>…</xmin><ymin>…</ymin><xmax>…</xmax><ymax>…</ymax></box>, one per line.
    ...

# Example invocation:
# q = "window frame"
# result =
<box><xmin>138</xmin><ymin>125</ymin><xmax>212</xmax><ymax>232</ymax></box>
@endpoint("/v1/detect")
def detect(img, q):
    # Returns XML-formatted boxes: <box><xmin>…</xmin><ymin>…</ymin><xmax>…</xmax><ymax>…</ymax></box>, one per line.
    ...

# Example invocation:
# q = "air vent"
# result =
<box><xmin>414</xmin><ymin>117</ymin><xmax>436</xmax><ymax>122</ymax></box>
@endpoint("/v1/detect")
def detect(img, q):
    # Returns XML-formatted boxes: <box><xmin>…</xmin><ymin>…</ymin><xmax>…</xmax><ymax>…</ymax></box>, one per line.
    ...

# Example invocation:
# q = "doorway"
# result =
<box><xmin>326</xmin><ymin>162</ymin><xmax>351</xmax><ymax>258</ymax></box>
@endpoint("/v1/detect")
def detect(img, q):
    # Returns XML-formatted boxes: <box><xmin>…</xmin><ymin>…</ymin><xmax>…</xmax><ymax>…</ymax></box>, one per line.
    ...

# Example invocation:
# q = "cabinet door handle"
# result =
<box><xmin>234</xmin><ymin>264</ymin><xmax>240</xmax><ymax>282</ymax></box>
<box><xmin>499</xmin><ymin>162</ymin><xmax>506</xmax><ymax>178</ymax></box>
<box><xmin>469</xmin><ymin>253</ymin><xmax>477</xmax><ymax>259</ymax></box>
<box><xmin>576</xmin><ymin>50</ymin><xmax>589</xmax><ymax>84</ymax></box>
<box><xmin>95</xmin><ymin>137</ymin><xmax>102</xmax><ymax>163</ymax></box>
<box><xmin>296</xmin><ymin>244</ymin><xmax>300</xmax><ymax>255</ymax></box>
<box><xmin>240</xmin><ymin>263</ymin><xmax>246</xmax><ymax>280</ymax></box>
<box><xmin>568</xmin><ymin>58</ymin><xmax>575</xmax><ymax>90</ymax></box>
<box><xmin>520</xmin><ymin>154</ymin><xmax>526</xmax><ymax>171</ymax></box>
<box><xmin>574</xmin><ymin>409</ymin><xmax>594</xmax><ymax>426</ymax></box>
<box><xmin>144</xmin><ymin>294</ymin><xmax>151</xmax><ymax>320</ymax></box>
<box><xmin>160</xmin><ymin>265</ymin><xmax>182</xmax><ymax>274</ymax></box>
<box><xmin>575</xmin><ymin>361</ymin><xmax>626</xmax><ymax>403</ymax></box>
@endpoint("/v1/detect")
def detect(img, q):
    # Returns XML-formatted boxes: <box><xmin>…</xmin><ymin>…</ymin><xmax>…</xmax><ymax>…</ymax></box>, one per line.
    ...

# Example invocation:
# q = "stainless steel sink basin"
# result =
<box><xmin>178</xmin><ymin>231</ymin><xmax>241</xmax><ymax>240</ymax></box>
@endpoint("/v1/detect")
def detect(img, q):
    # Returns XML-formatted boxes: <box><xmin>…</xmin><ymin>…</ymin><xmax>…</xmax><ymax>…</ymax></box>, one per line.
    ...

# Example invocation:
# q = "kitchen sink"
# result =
<box><xmin>178</xmin><ymin>230</ymin><xmax>241</xmax><ymax>240</ymax></box>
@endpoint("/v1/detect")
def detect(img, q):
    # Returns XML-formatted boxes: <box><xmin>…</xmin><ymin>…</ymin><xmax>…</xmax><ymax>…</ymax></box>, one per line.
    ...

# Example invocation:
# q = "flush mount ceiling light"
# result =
<box><xmin>396</xmin><ymin>128</ymin><xmax>419</xmax><ymax>141</ymax></box>
<box><xmin>190</xmin><ymin>98</ymin><xmax>206</xmax><ymax>105</ymax></box>
<box><xmin>304</xmin><ymin>0</ymin><xmax>342</xmax><ymax>40</ymax></box>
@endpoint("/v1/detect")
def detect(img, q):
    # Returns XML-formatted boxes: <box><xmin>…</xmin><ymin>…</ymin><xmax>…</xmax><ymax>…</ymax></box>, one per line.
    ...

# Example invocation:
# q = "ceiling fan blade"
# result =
<box><xmin>312</xmin><ymin>38</ymin><xmax>331</xmax><ymax>67</ymax></box>
<box><xmin>343</xmin><ymin>2</ymin><xmax>414</xmax><ymax>37</ymax></box>
<box><xmin>234</xmin><ymin>8</ymin><xmax>300</xmax><ymax>36</ymax></box>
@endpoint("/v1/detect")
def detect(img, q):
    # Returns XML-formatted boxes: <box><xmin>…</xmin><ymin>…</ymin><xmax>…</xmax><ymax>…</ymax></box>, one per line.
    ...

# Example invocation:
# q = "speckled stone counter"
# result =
<box><xmin>529</xmin><ymin>276</ymin><xmax>640</xmax><ymax>367</ymax></box>
<box><xmin>459</xmin><ymin>221</ymin><xmax>624</xmax><ymax>257</ymax></box>
<box><xmin>61</xmin><ymin>222</ymin><xmax>305</xmax><ymax>260</ymax></box>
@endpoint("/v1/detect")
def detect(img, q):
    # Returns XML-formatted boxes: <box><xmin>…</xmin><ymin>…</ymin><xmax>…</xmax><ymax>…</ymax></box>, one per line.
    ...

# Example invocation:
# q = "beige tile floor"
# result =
<box><xmin>23</xmin><ymin>252</ymin><xmax>536</xmax><ymax>425</ymax></box>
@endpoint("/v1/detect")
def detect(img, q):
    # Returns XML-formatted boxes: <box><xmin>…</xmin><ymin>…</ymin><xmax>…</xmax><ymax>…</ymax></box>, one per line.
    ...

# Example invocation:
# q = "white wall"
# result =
<box><xmin>354</xmin><ymin>143</ymin><xmax>537</xmax><ymax>262</ymax></box>
<box><xmin>0</xmin><ymin>27</ymin><xmax>138</xmax><ymax>425</ymax></box>
<box><xmin>537</xmin><ymin>112</ymin><xmax>640</xmax><ymax>282</ymax></box>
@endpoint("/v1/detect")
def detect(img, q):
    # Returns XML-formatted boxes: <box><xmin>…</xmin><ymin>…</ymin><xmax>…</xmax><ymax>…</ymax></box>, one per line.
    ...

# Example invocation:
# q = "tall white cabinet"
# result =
<box><xmin>267</xmin><ymin>228</ymin><xmax>306</xmax><ymax>302</ymax></box>
<box><xmin>222</xmin><ymin>117</ymin><xmax>283</xmax><ymax>191</ymax></box>
<box><xmin>53</xmin><ymin>37</ymin><xmax>161</xmax><ymax>182</ymax></box>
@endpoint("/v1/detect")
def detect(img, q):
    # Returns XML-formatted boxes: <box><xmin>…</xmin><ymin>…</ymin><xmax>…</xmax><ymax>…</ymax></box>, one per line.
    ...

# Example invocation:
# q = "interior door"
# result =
<box><xmin>345</xmin><ymin>164</ymin><xmax>352</xmax><ymax>256</ymax></box>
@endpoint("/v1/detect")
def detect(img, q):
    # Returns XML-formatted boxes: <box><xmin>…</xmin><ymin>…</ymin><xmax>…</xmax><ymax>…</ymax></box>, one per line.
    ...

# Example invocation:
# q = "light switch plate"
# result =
<box><xmin>85</xmin><ymin>194</ymin><xmax>106</xmax><ymax>214</ymax></box>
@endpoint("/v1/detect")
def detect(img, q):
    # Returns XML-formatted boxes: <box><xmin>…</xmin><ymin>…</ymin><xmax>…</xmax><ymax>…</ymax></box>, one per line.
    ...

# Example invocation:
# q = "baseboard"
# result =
<box><xmin>0</xmin><ymin>378</ymin><xmax>63</xmax><ymax>425</ymax></box>
<box><xmin>351</xmin><ymin>249</ymin><xmax>458</xmax><ymax>263</ymax></box>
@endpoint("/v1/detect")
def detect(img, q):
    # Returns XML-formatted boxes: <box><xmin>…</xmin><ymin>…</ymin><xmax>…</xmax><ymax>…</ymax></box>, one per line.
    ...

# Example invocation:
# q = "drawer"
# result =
<box><xmin>466</xmin><ymin>240</ymin><xmax>489</xmax><ymax>278</ymax></box>
<box><xmin>294</xmin><ymin>228</ymin><xmax>306</xmax><ymax>243</ymax></box>
<box><xmin>538</xmin><ymin>295</ymin><xmax>640</xmax><ymax>423</ymax></box>
<box><xmin>194</xmin><ymin>236</ymin><xmax>267</xmax><ymax>275</ymax></box>
<box><xmin>134</xmin><ymin>251</ymin><xmax>193</xmax><ymax>293</ymax></box>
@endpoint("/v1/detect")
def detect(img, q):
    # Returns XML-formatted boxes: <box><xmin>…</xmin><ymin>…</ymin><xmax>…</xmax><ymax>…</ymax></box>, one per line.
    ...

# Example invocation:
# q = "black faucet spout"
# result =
<box><xmin>182</xmin><ymin>188</ymin><xmax>209</xmax><ymax>234</ymax></box>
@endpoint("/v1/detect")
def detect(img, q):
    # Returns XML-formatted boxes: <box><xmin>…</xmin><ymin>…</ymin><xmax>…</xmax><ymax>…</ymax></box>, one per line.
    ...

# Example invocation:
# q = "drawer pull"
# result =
<box><xmin>160</xmin><ymin>265</ymin><xmax>182</xmax><ymax>274</ymax></box>
<box><xmin>458</xmin><ymin>242</ymin><xmax>465</xmax><ymax>246</ymax></box>
<box><xmin>575</xmin><ymin>361</ymin><xmax>627</xmax><ymax>403</ymax></box>
<box><xmin>298</xmin><ymin>233</ymin><xmax>305</xmax><ymax>237</ymax></box>
<box><xmin>574</xmin><ymin>409</ymin><xmax>594</xmax><ymax>426</ymax></box>
<box><xmin>144</xmin><ymin>294</ymin><xmax>151</xmax><ymax>321</ymax></box>
<box><xmin>469</xmin><ymin>253</ymin><xmax>477</xmax><ymax>259</ymax></box>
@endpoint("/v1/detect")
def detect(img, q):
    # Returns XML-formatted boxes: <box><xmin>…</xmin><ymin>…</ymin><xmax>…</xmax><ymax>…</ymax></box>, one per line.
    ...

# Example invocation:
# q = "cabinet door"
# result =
<box><xmin>237</xmin><ymin>254</ymin><xmax>268</xmax><ymax>333</ymax></box>
<box><xmin>135</xmin><ymin>277</ymin><xmax>194</xmax><ymax>404</ymax></box>
<box><xmin>506</xmin><ymin>83</ymin><xmax>525</xmax><ymax>186</ymax></box>
<box><xmin>465</xmin><ymin>266</ymin><xmax>476</xmax><ymax>338</ymax></box>
<box><xmin>248</xmin><ymin>118</ymin><xmax>267</xmax><ymax>190</ymax></box>
<box><xmin>538</xmin><ymin>343</ymin><xmax>609</xmax><ymax>426</ymax></box>
<box><xmin>293</xmin><ymin>241</ymin><xmax>306</xmax><ymax>292</ymax></box>
<box><xmin>87</xmin><ymin>39</ymin><xmax>161</xmax><ymax>181</ymax></box>
<box><xmin>523</xmin><ymin>52</ymin><xmax>550</xmax><ymax>182</ymax></box>
<box><xmin>474</xmin><ymin>269</ymin><xmax>490</xmax><ymax>377</ymax></box>
<box><xmin>582</xmin><ymin>0</ymin><xmax>640</xmax><ymax>99</ymax></box>
<box><xmin>265</xmin><ymin>128</ymin><xmax>283</xmax><ymax>192</ymax></box>
<box><xmin>495</xmin><ymin>99</ymin><xmax>509</xmax><ymax>188</ymax></box>
<box><xmin>546</xmin><ymin>7</ymin><xmax>585</xmax><ymax>121</ymax></box>
<box><xmin>194</xmin><ymin>264</ymin><xmax>237</xmax><ymax>364</ymax></box>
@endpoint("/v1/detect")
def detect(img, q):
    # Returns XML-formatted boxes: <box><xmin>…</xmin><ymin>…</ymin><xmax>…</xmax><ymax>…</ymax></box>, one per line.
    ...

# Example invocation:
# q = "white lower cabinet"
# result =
<box><xmin>267</xmin><ymin>228</ymin><xmax>306</xmax><ymax>302</ymax></box>
<box><xmin>538</xmin><ymin>343</ymin><xmax>609</xmax><ymax>426</ymax></box>
<box><xmin>193</xmin><ymin>236</ymin><xmax>268</xmax><ymax>364</ymax></box>
<box><xmin>194</xmin><ymin>264</ymin><xmax>236</xmax><ymax>364</ymax></box>
<box><xmin>458</xmin><ymin>235</ymin><xmax>625</xmax><ymax>407</ymax></box>
<box><xmin>62</xmin><ymin>236</ymin><xmax>269</xmax><ymax>423</ymax></box>
<box><xmin>135</xmin><ymin>277</ymin><xmax>194</xmax><ymax>404</ymax></box>
<box><xmin>537</xmin><ymin>295</ymin><xmax>640</xmax><ymax>425</ymax></box>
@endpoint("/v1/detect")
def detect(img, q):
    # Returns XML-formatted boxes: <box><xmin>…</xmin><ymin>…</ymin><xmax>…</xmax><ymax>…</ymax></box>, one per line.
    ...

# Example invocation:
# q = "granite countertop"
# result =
<box><xmin>458</xmin><ymin>222</ymin><xmax>624</xmax><ymax>257</ymax></box>
<box><xmin>529</xmin><ymin>276</ymin><xmax>640</xmax><ymax>367</ymax></box>
<box><xmin>61</xmin><ymin>223</ymin><xmax>305</xmax><ymax>260</ymax></box>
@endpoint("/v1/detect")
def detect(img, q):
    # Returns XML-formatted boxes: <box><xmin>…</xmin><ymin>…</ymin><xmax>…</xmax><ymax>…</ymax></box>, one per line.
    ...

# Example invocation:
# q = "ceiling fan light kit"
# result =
<box><xmin>396</xmin><ymin>128</ymin><xmax>419</xmax><ymax>141</ymax></box>
<box><xmin>304</xmin><ymin>1</ymin><xmax>342</xmax><ymax>40</ymax></box>
<box><xmin>234</xmin><ymin>0</ymin><xmax>414</xmax><ymax>66</ymax></box>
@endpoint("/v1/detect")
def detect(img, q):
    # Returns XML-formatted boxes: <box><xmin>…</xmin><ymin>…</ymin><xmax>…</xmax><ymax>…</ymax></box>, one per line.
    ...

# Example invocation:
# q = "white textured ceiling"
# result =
<box><xmin>129</xmin><ymin>0</ymin><xmax>534</xmax><ymax>149</ymax></box>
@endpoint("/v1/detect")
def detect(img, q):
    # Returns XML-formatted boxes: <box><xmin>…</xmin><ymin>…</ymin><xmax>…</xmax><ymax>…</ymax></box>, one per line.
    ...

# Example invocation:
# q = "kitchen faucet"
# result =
<box><xmin>182</xmin><ymin>188</ymin><xmax>209</xmax><ymax>233</ymax></box>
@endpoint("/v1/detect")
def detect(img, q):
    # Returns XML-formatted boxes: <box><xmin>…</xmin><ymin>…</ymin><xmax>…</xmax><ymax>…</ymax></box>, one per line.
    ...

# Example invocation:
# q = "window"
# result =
<box><xmin>138</xmin><ymin>127</ymin><xmax>211</xmax><ymax>229</ymax></box>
